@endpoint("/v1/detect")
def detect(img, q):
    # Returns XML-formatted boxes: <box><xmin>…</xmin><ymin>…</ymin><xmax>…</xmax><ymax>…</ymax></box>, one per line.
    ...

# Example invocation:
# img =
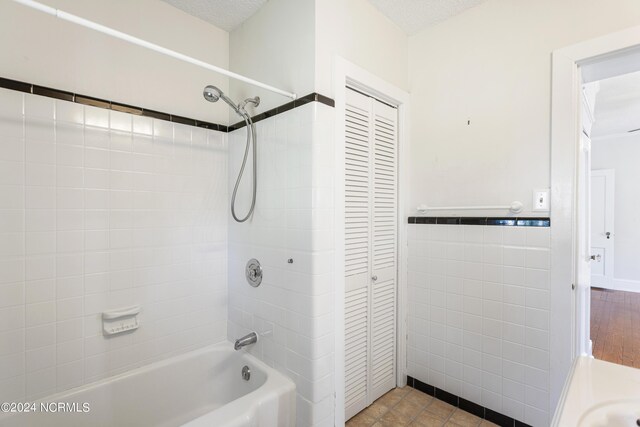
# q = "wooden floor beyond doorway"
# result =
<box><xmin>591</xmin><ymin>287</ymin><xmax>640</xmax><ymax>368</ymax></box>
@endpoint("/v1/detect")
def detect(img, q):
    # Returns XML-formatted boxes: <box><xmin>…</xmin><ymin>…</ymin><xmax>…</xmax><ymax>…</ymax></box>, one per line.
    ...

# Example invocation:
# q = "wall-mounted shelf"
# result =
<box><xmin>102</xmin><ymin>305</ymin><xmax>140</xmax><ymax>336</ymax></box>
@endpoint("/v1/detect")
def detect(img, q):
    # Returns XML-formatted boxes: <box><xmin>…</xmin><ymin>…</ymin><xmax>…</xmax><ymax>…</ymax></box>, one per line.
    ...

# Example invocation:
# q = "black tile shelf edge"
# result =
<box><xmin>0</xmin><ymin>77</ymin><xmax>31</xmax><ymax>93</ymax></box>
<box><xmin>407</xmin><ymin>217</ymin><xmax>550</xmax><ymax>227</ymax></box>
<box><xmin>33</xmin><ymin>85</ymin><xmax>74</xmax><ymax>101</ymax></box>
<box><xmin>228</xmin><ymin>92</ymin><xmax>335</xmax><ymax>131</ymax></box>
<box><xmin>0</xmin><ymin>76</ymin><xmax>225</xmax><ymax>131</ymax></box>
<box><xmin>3</xmin><ymin>76</ymin><xmax>355</xmax><ymax>133</ymax></box>
<box><xmin>1</xmin><ymin>77</ymin><xmax>334</xmax><ymax>132</ymax></box>
<box><xmin>406</xmin><ymin>376</ymin><xmax>533</xmax><ymax>427</ymax></box>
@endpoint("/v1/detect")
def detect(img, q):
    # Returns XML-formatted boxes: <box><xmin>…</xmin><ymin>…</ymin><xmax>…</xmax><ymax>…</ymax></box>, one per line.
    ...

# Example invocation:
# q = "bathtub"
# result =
<box><xmin>0</xmin><ymin>342</ymin><xmax>295</xmax><ymax>427</ymax></box>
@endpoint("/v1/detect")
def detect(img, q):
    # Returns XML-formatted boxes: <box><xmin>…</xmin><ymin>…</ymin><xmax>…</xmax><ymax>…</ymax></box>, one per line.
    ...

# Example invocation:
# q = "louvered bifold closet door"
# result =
<box><xmin>344</xmin><ymin>88</ymin><xmax>372</xmax><ymax>420</ymax></box>
<box><xmin>369</xmin><ymin>100</ymin><xmax>398</xmax><ymax>402</ymax></box>
<box><xmin>344</xmin><ymin>88</ymin><xmax>398</xmax><ymax>421</ymax></box>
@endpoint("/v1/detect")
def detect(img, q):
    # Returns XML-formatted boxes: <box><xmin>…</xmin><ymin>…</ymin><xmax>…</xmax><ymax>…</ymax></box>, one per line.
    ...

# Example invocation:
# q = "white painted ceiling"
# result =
<box><xmin>160</xmin><ymin>0</ymin><xmax>267</xmax><ymax>32</ymax></box>
<box><xmin>367</xmin><ymin>0</ymin><xmax>487</xmax><ymax>34</ymax></box>
<box><xmin>590</xmin><ymin>71</ymin><xmax>640</xmax><ymax>139</ymax></box>
<box><xmin>160</xmin><ymin>0</ymin><xmax>487</xmax><ymax>34</ymax></box>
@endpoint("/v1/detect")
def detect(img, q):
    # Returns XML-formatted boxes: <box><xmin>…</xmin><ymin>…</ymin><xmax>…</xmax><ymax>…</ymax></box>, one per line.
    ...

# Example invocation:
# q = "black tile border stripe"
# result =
<box><xmin>0</xmin><ymin>77</ymin><xmax>335</xmax><ymax>133</ymax></box>
<box><xmin>406</xmin><ymin>376</ymin><xmax>533</xmax><ymax>427</ymax></box>
<box><xmin>228</xmin><ymin>92</ymin><xmax>335</xmax><ymax>131</ymax></box>
<box><xmin>408</xmin><ymin>217</ymin><xmax>550</xmax><ymax>227</ymax></box>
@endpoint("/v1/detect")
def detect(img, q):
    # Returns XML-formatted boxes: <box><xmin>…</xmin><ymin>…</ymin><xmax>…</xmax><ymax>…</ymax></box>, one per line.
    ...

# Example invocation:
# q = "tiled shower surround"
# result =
<box><xmin>226</xmin><ymin>102</ymin><xmax>335</xmax><ymax>427</ymax></box>
<box><xmin>0</xmin><ymin>88</ymin><xmax>228</xmax><ymax>401</ymax></box>
<box><xmin>407</xmin><ymin>223</ymin><xmax>551</xmax><ymax>426</ymax></box>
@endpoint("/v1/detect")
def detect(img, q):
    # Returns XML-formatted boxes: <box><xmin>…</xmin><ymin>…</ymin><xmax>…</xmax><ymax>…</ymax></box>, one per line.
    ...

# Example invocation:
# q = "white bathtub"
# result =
<box><xmin>0</xmin><ymin>342</ymin><xmax>295</xmax><ymax>427</ymax></box>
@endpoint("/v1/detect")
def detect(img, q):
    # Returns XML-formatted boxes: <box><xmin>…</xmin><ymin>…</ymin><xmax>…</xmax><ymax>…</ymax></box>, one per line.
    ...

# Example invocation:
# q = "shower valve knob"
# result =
<box><xmin>245</xmin><ymin>259</ymin><xmax>262</xmax><ymax>287</ymax></box>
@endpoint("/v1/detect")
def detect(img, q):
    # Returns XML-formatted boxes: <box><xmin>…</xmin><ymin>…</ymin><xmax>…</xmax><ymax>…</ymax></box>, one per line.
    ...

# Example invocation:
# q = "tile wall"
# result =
<box><xmin>407</xmin><ymin>223</ymin><xmax>551</xmax><ymax>426</ymax></box>
<box><xmin>226</xmin><ymin>102</ymin><xmax>336</xmax><ymax>427</ymax></box>
<box><xmin>0</xmin><ymin>88</ymin><xmax>228</xmax><ymax>401</ymax></box>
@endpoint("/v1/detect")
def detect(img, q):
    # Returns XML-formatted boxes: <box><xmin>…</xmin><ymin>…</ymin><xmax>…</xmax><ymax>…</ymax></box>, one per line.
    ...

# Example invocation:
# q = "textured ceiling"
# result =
<box><xmin>367</xmin><ymin>0</ymin><xmax>488</xmax><ymax>35</ymax></box>
<box><xmin>161</xmin><ymin>0</ymin><xmax>488</xmax><ymax>35</ymax></box>
<box><xmin>159</xmin><ymin>0</ymin><xmax>267</xmax><ymax>32</ymax></box>
<box><xmin>590</xmin><ymin>71</ymin><xmax>640</xmax><ymax>139</ymax></box>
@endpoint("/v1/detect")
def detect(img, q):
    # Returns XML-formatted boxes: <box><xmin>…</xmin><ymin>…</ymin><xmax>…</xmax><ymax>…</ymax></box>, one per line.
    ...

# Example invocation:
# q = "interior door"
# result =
<box><xmin>576</xmin><ymin>132</ymin><xmax>593</xmax><ymax>356</ymax></box>
<box><xmin>590</xmin><ymin>169</ymin><xmax>615</xmax><ymax>289</ymax></box>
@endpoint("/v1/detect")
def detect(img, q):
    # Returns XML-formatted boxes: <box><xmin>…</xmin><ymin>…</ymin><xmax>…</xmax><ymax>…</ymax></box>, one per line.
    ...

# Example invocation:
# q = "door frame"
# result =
<box><xmin>333</xmin><ymin>57</ymin><xmax>410</xmax><ymax>426</ymax></box>
<box><xmin>550</xmin><ymin>24</ymin><xmax>640</xmax><ymax>414</ymax></box>
<box><xmin>590</xmin><ymin>168</ymin><xmax>615</xmax><ymax>289</ymax></box>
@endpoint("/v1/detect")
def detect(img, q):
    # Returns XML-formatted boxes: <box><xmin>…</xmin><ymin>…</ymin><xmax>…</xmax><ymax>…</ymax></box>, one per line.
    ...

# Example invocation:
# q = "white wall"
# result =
<box><xmin>592</xmin><ymin>133</ymin><xmax>640</xmax><ymax>286</ymax></box>
<box><xmin>227</xmin><ymin>103</ymin><xmax>335</xmax><ymax>427</ymax></box>
<box><xmin>408</xmin><ymin>0</ymin><xmax>640</xmax><ymax>215</ymax></box>
<box><xmin>0</xmin><ymin>88</ymin><xmax>228</xmax><ymax>401</ymax></box>
<box><xmin>0</xmin><ymin>0</ymin><xmax>230</xmax><ymax>124</ymax></box>
<box><xmin>229</xmin><ymin>0</ymin><xmax>316</xmax><ymax>113</ymax></box>
<box><xmin>315</xmin><ymin>0</ymin><xmax>408</xmax><ymax>96</ymax></box>
<box><xmin>229</xmin><ymin>0</ymin><xmax>407</xmax><ymax>114</ymax></box>
<box><xmin>406</xmin><ymin>0</ymin><xmax>640</xmax><ymax>423</ymax></box>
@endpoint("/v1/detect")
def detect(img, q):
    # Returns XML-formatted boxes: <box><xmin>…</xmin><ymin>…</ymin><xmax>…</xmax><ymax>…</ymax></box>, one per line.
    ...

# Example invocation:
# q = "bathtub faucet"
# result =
<box><xmin>234</xmin><ymin>332</ymin><xmax>258</xmax><ymax>350</ymax></box>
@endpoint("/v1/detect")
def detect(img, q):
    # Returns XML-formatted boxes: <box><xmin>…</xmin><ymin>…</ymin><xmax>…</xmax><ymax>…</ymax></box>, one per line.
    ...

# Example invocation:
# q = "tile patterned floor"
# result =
<box><xmin>346</xmin><ymin>387</ymin><xmax>500</xmax><ymax>427</ymax></box>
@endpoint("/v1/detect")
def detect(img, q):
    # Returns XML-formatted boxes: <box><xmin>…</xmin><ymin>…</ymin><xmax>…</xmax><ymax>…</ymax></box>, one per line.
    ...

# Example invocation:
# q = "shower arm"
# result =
<box><xmin>10</xmin><ymin>0</ymin><xmax>297</xmax><ymax>100</ymax></box>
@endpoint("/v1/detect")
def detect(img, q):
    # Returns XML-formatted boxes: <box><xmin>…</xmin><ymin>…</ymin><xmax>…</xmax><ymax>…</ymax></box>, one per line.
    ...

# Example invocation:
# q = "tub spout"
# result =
<box><xmin>234</xmin><ymin>332</ymin><xmax>258</xmax><ymax>350</ymax></box>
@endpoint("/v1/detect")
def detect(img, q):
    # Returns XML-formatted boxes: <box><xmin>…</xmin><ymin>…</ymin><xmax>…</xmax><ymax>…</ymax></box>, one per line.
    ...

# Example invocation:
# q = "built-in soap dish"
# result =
<box><xmin>102</xmin><ymin>305</ymin><xmax>140</xmax><ymax>336</ymax></box>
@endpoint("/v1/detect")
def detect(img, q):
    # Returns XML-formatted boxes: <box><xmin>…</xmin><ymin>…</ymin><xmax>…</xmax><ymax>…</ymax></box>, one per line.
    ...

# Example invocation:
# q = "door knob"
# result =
<box><xmin>371</xmin><ymin>275</ymin><xmax>378</xmax><ymax>282</ymax></box>
<box><xmin>590</xmin><ymin>254</ymin><xmax>602</xmax><ymax>262</ymax></box>
<box><xmin>606</xmin><ymin>232</ymin><xmax>611</xmax><ymax>239</ymax></box>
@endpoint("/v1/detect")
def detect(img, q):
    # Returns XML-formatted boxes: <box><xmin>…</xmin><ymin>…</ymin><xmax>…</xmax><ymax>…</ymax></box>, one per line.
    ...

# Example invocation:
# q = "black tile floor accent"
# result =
<box><xmin>435</xmin><ymin>387</ymin><xmax>459</xmax><ymax>407</ymax></box>
<box><xmin>407</xmin><ymin>376</ymin><xmax>435</xmax><ymax>396</ymax></box>
<box><xmin>460</xmin><ymin>397</ymin><xmax>485</xmax><ymax>419</ymax></box>
<box><xmin>406</xmin><ymin>376</ymin><xmax>533</xmax><ymax>427</ymax></box>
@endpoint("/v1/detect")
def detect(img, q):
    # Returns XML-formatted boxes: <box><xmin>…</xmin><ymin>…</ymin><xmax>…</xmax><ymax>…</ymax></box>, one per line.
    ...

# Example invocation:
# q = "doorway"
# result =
<box><xmin>333</xmin><ymin>58</ymin><xmax>410</xmax><ymax>427</ymax></box>
<box><xmin>550</xmin><ymin>25</ymin><xmax>640</xmax><ymax>409</ymax></box>
<box><xmin>583</xmin><ymin>69</ymin><xmax>640</xmax><ymax>367</ymax></box>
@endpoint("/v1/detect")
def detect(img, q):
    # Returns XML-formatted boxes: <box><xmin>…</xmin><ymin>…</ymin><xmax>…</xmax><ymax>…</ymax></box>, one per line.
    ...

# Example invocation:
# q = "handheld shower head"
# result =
<box><xmin>202</xmin><ymin>84</ymin><xmax>259</xmax><ymax>223</ymax></box>
<box><xmin>203</xmin><ymin>85</ymin><xmax>222</xmax><ymax>103</ymax></box>
<box><xmin>203</xmin><ymin>85</ymin><xmax>242</xmax><ymax>114</ymax></box>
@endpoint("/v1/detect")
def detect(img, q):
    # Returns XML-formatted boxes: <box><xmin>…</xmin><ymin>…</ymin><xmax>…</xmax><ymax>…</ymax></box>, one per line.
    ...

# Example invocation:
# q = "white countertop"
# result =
<box><xmin>552</xmin><ymin>356</ymin><xmax>640</xmax><ymax>426</ymax></box>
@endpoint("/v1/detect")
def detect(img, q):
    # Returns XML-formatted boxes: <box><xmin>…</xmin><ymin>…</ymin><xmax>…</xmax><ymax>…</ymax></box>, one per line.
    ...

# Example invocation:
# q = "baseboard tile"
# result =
<box><xmin>406</xmin><ymin>376</ymin><xmax>533</xmax><ymax>427</ymax></box>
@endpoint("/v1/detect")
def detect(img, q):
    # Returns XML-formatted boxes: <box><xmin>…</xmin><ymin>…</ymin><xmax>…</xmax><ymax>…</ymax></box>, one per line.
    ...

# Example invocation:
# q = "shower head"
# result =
<box><xmin>203</xmin><ymin>85</ymin><xmax>223</xmax><ymax>103</ymax></box>
<box><xmin>203</xmin><ymin>85</ymin><xmax>241</xmax><ymax>114</ymax></box>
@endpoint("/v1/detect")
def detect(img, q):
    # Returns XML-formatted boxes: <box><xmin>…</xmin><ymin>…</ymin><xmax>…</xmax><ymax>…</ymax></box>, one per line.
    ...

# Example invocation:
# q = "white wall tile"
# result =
<box><xmin>0</xmin><ymin>90</ymin><xmax>228</xmax><ymax>401</ymax></box>
<box><xmin>0</xmin><ymin>89</ymin><xmax>24</xmax><ymax>118</ymax></box>
<box><xmin>25</xmin><ymin>344</ymin><xmax>56</xmax><ymax>373</ymax></box>
<box><xmin>227</xmin><ymin>103</ymin><xmax>334</xmax><ymax>426</ymax></box>
<box><xmin>408</xmin><ymin>224</ymin><xmax>550</xmax><ymax>424</ymax></box>
<box><xmin>0</xmin><ymin>330</ymin><xmax>24</xmax><ymax>356</ymax></box>
<box><xmin>0</xmin><ymin>353</ymin><xmax>25</xmax><ymax>380</ymax></box>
